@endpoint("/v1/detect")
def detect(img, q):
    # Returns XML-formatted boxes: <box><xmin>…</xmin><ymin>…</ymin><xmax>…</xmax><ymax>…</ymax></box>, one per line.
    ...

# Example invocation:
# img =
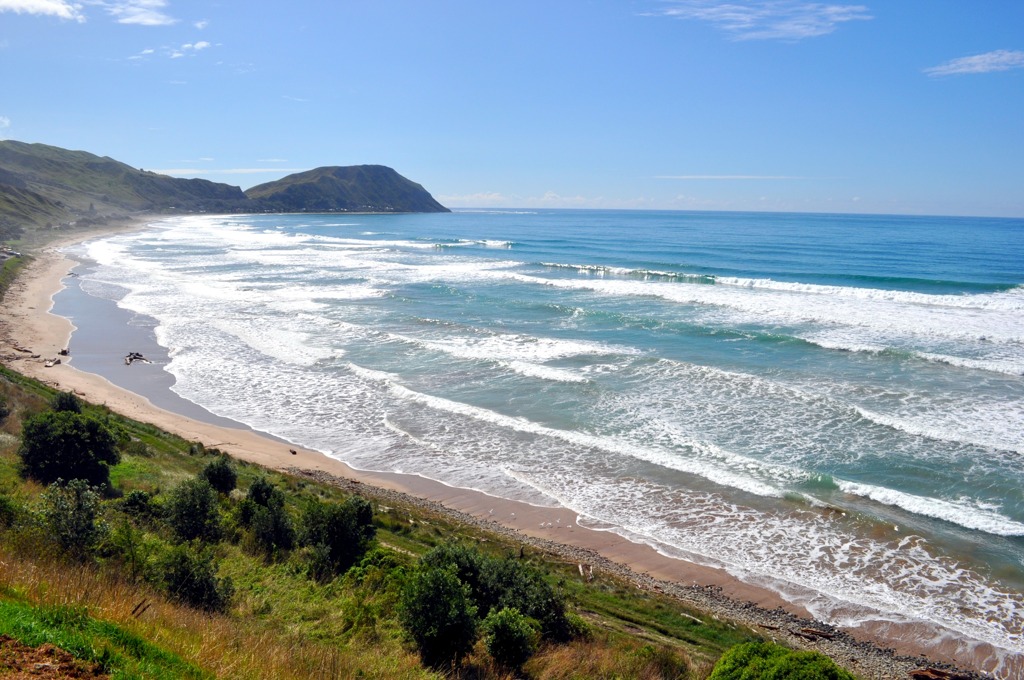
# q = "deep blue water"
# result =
<box><xmin>63</xmin><ymin>209</ymin><xmax>1024</xmax><ymax>671</ymax></box>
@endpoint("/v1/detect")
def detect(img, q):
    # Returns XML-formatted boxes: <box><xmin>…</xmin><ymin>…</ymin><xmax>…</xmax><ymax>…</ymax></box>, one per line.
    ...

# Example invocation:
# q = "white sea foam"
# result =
<box><xmin>836</xmin><ymin>481</ymin><xmax>1024</xmax><ymax>536</ymax></box>
<box><xmin>67</xmin><ymin>213</ymin><xmax>1024</xmax><ymax>667</ymax></box>
<box><xmin>347</xmin><ymin>363</ymin><xmax>787</xmax><ymax>497</ymax></box>
<box><xmin>512</xmin><ymin>470</ymin><xmax>1024</xmax><ymax>655</ymax></box>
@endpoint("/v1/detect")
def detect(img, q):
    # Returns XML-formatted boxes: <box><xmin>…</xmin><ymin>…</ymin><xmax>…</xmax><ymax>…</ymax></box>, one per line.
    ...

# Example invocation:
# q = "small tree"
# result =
<box><xmin>160</xmin><ymin>541</ymin><xmax>234</xmax><ymax>612</ymax></box>
<box><xmin>399</xmin><ymin>564</ymin><xmax>478</xmax><ymax>668</ymax></box>
<box><xmin>483</xmin><ymin>607</ymin><xmax>538</xmax><ymax>670</ymax></box>
<box><xmin>199</xmin><ymin>456</ymin><xmax>237</xmax><ymax>494</ymax></box>
<box><xmin>299</xmin><ymin>496</ymin><xmax>375</xmax><ymax>578</ymax></box>
<box><xmin>166</xmin><ymin>477</ymin><xmax>221</xmax><ymax>542</ymax></box>
<box><xmin>237</xmin><ymin>478</ymin><xmax>294</xmax><ymax>558</ymax></box>
<box><xmin>422</xmin><ymin>542</ymin><xmax>571</xmax><ymax>641</ymax></box>
<box><xmin>38</xmin><ymin>479</ymin><xmax>107</xmax><ymax>561</ymax></box>
<box><xmin>50</xmin><ymin>391</ymin><xmax>82</xmax><ymax>414</ymax></box>
<box><xmin>18</xmin><ymin>411</ymin><xmax>119</xmax><ymax>487</ymax></box>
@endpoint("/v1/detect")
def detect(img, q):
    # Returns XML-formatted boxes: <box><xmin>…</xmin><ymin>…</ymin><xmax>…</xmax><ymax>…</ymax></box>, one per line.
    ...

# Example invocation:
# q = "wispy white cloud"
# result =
<box><xmin>169</xmin><ymin>40</ymin><xmax>212</xmax><ymax>58</ymax></box>
<box><xmin>101</xmin><ymin>0</ymin><xmax>175</xmax><ymax>26</ymax></box>
<box><xmin>0</xmin><ymin>0</ymin><xmax>85</xmax><ymax>22</ymax></box>
<box><xmin>924</xmin><ymin>49</ymin><xmax>1024</xmax><ymax>77</ymax></box>
<box><xmin>0</xmin><ymin>115</ymin><xmax>11</xmax><ymax>140</ymax></box>
<box><xmin>649</xmin><ymin>1</ymin><xmax>871</xmax><ymax>41</ymax></box>
<box><xmin>657</xmin><ymin>174</ymin><xmax>809</xmax><ymax>180</ymax></box>
<box><xmin>193</xmin><ymin>18</ymin><xmax>206</xmax><ymax>29</ymax></box>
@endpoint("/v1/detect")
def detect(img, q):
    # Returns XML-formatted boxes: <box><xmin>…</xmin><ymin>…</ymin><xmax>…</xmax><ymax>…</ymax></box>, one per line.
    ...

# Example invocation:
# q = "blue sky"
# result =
<box><xmin>2</xmin><ymin>1</ymin><xmax>1023</xmax><ymax>217</ymax></box>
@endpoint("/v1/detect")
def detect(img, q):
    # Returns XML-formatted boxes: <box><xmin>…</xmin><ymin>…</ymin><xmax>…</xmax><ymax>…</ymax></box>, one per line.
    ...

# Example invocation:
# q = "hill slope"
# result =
<box><xmin>0</xmin><ymin>141</ymin><xmax>450</xmax><ymax>235</ymax></box>
<box><xmin>246</xmin><ymin>165</ymin><xmax>450</xmax><ymax>213</ymax></box>
<box><xmin>0</xmin><ymin>140</ymin><xmax>249</xmax><ymax>228</ymax></box>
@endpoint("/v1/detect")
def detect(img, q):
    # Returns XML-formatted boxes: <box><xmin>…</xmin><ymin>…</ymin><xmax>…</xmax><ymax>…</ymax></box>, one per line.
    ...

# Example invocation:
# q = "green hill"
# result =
<box><xmin>0</xmin><ymin>140</ymin><xmax>249</xmax><ymax>229</ymax></box>
<box><xmin>245</xmin><ymin>165</ymin><xmax>450</xmax><ymax>213</ymax></box>
<box><xmin>0</xmin><ymin>141</ymin><xmax>449</xmax><ymax>239</ymax></box>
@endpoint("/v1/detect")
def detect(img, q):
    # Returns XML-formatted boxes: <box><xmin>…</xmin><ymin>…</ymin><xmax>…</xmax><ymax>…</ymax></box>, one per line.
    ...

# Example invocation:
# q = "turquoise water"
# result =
<box><xmin>66</xmin><ymin>210</ymin><xmax>1023</xmax><ymax>671</ymax></box>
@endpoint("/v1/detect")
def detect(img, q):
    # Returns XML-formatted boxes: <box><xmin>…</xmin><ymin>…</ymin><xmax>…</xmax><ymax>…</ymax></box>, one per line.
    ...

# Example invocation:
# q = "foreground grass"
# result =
<box><xmin>0</xmin><ymin>597</ymin><xmax>206</xmax><ymax>679</ymax></box>
<box><xmin>0</xmin><ymin>365</ymin><xmax>764</xmax><ymax>678</ymax></box>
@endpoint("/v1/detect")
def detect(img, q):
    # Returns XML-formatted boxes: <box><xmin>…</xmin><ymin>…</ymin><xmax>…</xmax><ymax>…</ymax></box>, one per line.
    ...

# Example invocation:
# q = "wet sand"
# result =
<box><xmin>0</xmin><ymin>220</ymin><xmax>996</xmax><ymax>680</ymax></box>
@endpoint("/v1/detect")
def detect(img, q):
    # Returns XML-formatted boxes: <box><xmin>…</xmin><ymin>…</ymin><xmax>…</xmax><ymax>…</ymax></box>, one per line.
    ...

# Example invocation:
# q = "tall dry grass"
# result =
<box><xmin>0</xmin><ymin>545</ymin><xmax>431</xmax><ymax>679</ymax></box>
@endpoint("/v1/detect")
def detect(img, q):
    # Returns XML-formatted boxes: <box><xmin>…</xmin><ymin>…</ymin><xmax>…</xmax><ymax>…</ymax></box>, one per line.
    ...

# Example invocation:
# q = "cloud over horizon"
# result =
<box><xmin>925</xmin><ymin>49</ymin><xmax>1024</xmax><ymax>77</ymax></box>
<box><xmin>649</xmin><ymin>0</ymin><xmax>871</xmax><ymax>41</ymax></box>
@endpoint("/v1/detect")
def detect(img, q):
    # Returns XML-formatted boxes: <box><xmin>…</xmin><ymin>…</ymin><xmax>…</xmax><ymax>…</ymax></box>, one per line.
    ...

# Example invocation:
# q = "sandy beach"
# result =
<box><xmin>0</xmin><ymin>221</ymin><xmax>991</xmax><ymax>680</ymax></box>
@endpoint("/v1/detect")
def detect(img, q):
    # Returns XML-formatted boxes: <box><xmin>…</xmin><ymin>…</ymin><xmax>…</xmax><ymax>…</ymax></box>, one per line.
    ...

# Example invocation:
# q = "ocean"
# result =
<box><xmin>60</xmin><ymin>209</ymin><xmax>1023</xmax><ymax>673</ymax></box>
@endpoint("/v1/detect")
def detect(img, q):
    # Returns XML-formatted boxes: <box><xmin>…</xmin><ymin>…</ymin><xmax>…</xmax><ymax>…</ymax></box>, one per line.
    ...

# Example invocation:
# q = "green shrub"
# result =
<box><xmin>250</xmin><ymin>500</ymin><xmax>295</xmax><ymax>557</ymax></box>
<box><xmin>0</xmin><ymin>493</ymin><xmax>21</xmax><ymax>528</ymax></box>
<box><xmin>117</xmin><ymin>489</ymin><xmax>157</xmax><ymax>521</ymax></box>
<box><xmin>105</xmin><ymin>519</ymin><xmax>159</xmax><ymax>583</ymax></box>
<box><xmin>299</xmin><ymin>496</ymin><xmax>375</xmax><ymax>578</ymax></box>
<box><xmin>421</xmin><ymin>541</ymin><xmax>571</xmax><ymax>641</ymax></box>
<box><xmin>199</xmin><ymin>456</ymin><xmax>237</xmax><ymax>494</ymax></box>
<box><xmin>709</xmin><ymin>641</ymin><xmax>855</xmax><ymax>680</ymax></box>
<box><xmin>399</xmin><ymin>563</ymin><xmax>478</xmax><ymax>668</ymax></box>
<box><xmin>121</xmin><ymin>439</ymin><xmax>151</xmax><ymax>457</ymax></box>
<box><xmin>38</xmin><ymin>479</ymin><xmax>107</xmax><ymax>560</ymax></box>
<box><xmin>165</xmin><ymin>477</ymin><xmax>221</xmax><ymax>542</ymax></box>
<box><xmin>18</xmin><ymin>410</ymin><xmax>119</xmax><ymax>487</ymax></box>
<box><xmin>159</xmin><ymin>541</ymin><xmax>234</xmax><ymax>612</ymax></box>
<box><xmin>482</xmin><ymin>607</ymin><xmax>538</xmax><ymax>670</ymax></box>
<box><xmin>480</xmin><ymin>554</ymin><xmax>570</xmax><ymax>641</ymax></box>
<box><xmin>50</xmin><ymin>391</ymin><xmax>82</xmax><ymax>413</ymax></box>
<box><xmin>236</xmin><ymin>477</ymin><xmax>294</xmax><ymax>558</ymax></box>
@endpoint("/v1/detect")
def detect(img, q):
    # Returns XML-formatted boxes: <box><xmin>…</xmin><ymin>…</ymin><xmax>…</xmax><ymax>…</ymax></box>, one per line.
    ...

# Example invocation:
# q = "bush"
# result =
<box><xmin>199</xmin><ymin>456</ymin><xmax>237</xmax><ymax>494</ymax></box>
<box><xmin>159</xmin><ymin>541</ymin><xmax>234</xmax><ymax>612</ymax></box>
<box><xmin>116</xmin><ymin>490</ymin><xmax>158</xmax><ymax>522</ymax></box>
<box><xmin>709</xmin><ymin>641</ymin><xmax>855</xmax><ymax>680</ymax></box>
<box><xmin>0</xmin><ymin>493</ymin><xmax>21</xmax><ymax>528</ymax></box>
<box><xmin>399</xmin><ymin>564</ymin><xmax>478</xmax><ymax>668</ymax></box>
<box><xmin>482</xmin><ymin>607</ymin><xmax>538</xmax><ymax>670</ymax></box>
<box><xmin>122</xmin><ymin>439</ymin><xmax>151</xmax><ymax>457</ymax></box>
<box><xmin>165</xmin><ymin>477</ymin><xmax>221</xmax><ymax>542</ymax></box>
<box><xmin>480</xmin><ymin>554</ymin><xmax>570</xmax><ymax>641</ymax></box>
<box><xmin>50</xmin><ymin>391</ymin><xmax>82</xmax><ymax>413</ymax></box>
<box><xmin>236</xmin><ymin>478</ymin><xmax>295</xmax><ymax>558</ymax></box>
<box><xmin>38</xmin><ymin>479</ymin><xmax>107</xmax><ymax>560</ymax></box>
<box><xmin>18</xmin><ymin>410</ymin><xmax>119</xmax><ymax>487</ymax></box>
<box><xmin>421</xmin><ymin>542</ymin><xmax>571</xmax><ymax>641</ymax></box>
<box><xmin>299</xmin><ymin>496</ymin><xmax>375</xmax><ymax>578</ymax></box>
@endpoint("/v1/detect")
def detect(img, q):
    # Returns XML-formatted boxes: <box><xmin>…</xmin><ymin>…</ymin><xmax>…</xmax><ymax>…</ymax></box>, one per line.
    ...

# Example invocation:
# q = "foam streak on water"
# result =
<box><xmin>69</xmin><ymin>211</ymin><xmax>1024</xmax><ymax>674</ymax></box>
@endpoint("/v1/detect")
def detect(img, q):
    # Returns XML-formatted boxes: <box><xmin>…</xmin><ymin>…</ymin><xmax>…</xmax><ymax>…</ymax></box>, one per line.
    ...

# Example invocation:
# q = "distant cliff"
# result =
<box><xmin>245</xmin><ymin>165</ymin><xmax>449</xmax><ymax>213</ymax></box>
<box><xmin>0</xmin><ymin>141</ymin><xmax>449</xmax><ymax>236</ymax></box>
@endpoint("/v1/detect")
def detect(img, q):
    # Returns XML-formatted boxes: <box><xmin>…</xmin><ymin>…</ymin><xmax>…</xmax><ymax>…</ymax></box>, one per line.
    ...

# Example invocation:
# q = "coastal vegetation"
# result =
<box><xmin>0</xmin><ymin>365</ymin><xmax>864</xmax><ymax>678</ymax></box>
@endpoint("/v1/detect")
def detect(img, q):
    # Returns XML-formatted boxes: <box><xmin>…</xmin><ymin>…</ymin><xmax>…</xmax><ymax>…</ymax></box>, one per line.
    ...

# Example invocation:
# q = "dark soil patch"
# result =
<box><xmin>0</xmin><ymin>635</ymin><xmax>108</xmax><ymax>678</ymax></box>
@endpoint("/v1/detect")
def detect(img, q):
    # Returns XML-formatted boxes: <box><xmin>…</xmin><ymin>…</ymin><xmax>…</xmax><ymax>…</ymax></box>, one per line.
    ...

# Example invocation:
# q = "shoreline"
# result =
<box><xmin>0</xmin><ymin>219</ymin><xmax>993</xmax><ymax>680</ymax></box>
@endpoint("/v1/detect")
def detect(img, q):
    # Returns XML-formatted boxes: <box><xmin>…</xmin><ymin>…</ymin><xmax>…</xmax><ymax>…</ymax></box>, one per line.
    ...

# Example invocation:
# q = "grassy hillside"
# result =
<box><xmin>0</xmin><ymin>365</ymin><xmax>779</xmax><ymax>679</ymax></box>
<box><xmin>0</xmin><ymin>141</ymin><xmax>249</xmax><ymax>231</ymax></box>
<box><xmin>0</xmin><ymin>142</ymin><xmax>450</xmax><ymax>242</ymax></box>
